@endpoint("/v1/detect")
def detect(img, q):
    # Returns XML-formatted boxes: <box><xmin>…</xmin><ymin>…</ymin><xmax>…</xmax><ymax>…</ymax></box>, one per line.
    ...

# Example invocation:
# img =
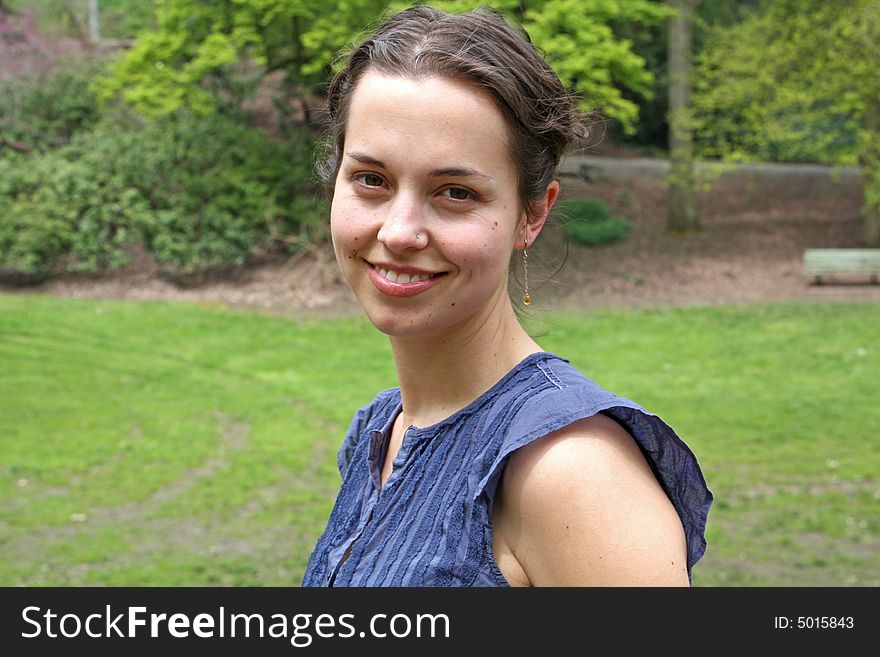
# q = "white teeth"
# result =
<box><xmin>376</xmin><ymin>267</ymin><xmax>431</xmax><ymax>283</ymax></box>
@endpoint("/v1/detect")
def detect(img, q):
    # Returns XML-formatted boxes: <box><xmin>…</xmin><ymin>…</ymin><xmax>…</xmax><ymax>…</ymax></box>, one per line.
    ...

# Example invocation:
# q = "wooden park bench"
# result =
<box><xmin>803</xmin><ymin>249</ymin><xmax>880</xmax><ymax>285</ymax></box>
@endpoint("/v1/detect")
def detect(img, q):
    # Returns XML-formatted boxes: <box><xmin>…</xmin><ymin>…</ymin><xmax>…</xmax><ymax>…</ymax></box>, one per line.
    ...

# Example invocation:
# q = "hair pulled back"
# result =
<box><xmin>319</xmin><ymin>4</ymin><xmax>590</xmax><ymax>222</ymax></box>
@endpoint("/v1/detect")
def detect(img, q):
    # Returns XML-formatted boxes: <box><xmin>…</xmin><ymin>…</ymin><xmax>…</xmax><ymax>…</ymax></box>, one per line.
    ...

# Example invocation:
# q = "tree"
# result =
<box><xmin>692</xmin><ymin>0</ymin><xmax>880</xmax><ymax>246</ymax></box>
<box><xmin>666</xmin><ymin>0</ymin><xmax>699</xmax><ymax>232</ymax></box>
<box><xmin>604</xmin><ymin>0</ymin><xmax>763</xmax><ymax>152</ymax></box>
<box><xmin>97</xmin><ymin>0</ymin><xmax>387</xmax><ymax>119</ymax></box>
<box><xmin>99</xmin><ymin>0</ymin><xmax>671</xmax><ymax>133</ymax></box>
<box><xmin>395</xmin><ymin>0</ymin><xmax>674</xmax><ymax>131</ymax></box>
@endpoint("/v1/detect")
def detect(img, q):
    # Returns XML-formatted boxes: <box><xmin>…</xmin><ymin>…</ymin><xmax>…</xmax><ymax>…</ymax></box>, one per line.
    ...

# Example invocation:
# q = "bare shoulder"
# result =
<box><xmin>506</xmin><ymin>413</ymin><xmax>654</xmax><ymax>488</ymax></box>
<box><xmin>494</xmin><ymin>413</ymin><xmax>689</xmax><ymax>586</ymax></box>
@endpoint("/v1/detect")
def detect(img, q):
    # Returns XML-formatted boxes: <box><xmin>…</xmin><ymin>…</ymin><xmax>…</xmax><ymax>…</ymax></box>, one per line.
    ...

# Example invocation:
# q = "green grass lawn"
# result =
<box><xmin>1</xmin><ymin>294</ymin><xmax>877</xmax><ymax>586</ymax></box>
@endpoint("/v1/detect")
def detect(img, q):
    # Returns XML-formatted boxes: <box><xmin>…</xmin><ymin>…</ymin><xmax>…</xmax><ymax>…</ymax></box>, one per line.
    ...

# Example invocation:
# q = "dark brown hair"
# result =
<box><xmin>318</xmin><ymin>4</ymin><xmax>589</xmax><ymax>224</ymax></box>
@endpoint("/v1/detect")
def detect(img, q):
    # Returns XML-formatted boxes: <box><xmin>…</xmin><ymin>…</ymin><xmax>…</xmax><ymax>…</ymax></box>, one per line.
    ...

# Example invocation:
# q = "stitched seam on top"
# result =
<box><xmin>536</xmin><ymin>361</ymin><xmax>566</xmax><ymax>389</ymax></box>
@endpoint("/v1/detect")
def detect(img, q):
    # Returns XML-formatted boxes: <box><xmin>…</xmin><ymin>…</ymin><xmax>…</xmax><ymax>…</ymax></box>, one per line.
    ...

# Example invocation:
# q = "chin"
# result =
<box><xmin>364</xmin><ymin>308</ymin><xmax>432</xmax><ymax>338</ymax></box>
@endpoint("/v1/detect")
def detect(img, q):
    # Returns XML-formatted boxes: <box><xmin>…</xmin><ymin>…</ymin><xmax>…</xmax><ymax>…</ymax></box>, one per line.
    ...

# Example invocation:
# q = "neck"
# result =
<box><xmin>388</xmin><ymin>294</ymin><xmax>542</xmax><ymax>428</ymax></box>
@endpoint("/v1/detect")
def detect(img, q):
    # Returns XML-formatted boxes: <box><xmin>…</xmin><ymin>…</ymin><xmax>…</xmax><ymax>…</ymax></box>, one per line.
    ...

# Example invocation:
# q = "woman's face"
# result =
<box><xmin>331</xmin><ymin>71</ymin><xmax>534</xmax><ymax>339</ymax></box>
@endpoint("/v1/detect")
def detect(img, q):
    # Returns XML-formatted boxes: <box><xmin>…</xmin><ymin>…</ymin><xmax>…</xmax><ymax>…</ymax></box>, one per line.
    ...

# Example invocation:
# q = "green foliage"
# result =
<box><xmin>432</xmin><ymin>0</ymin><xmax>672</xmax><ymax>129</ymax></box>
<box><xmin>520</xmin><ymin>0</ymin><xmax>671</xmax><ymax>130</ymax></box>
<box><xmin>692</xmin><ymin>3</ymin><xmax>862</xmax><ymax>165</ymax></box>
<box><xmin>692</xmin><ymin>0</ymin><xmax>878</xmax><ymax>166</ymax></box>
<box><xmin>1</xmin><ymin>3</ymin><xmax>331</xmax><ymax>278</ymax></box>
<box><xmin>560</xmin><ymin>197</ymin><xmax>614</xmax><ymax>223</ymax></box>
<box><xmin>0</xmin><ymin>60</ymin><xmax>104</xmax><ymax>151</ymax></box>
<box><xmin>0</xmin><ymin>106</ymin><xmax>315</xmax><ymax>277</ymax></box>
<box><xmin>96</xmin><ymin>0</ymin><xmax>386</xmax><ymax>118</ymax></box>
<box><xmin>452</xmin><ymin>0</ymin><xmax>672</xmax><ymax>127</ymax></box>
<box><xmin>0</xmin><ymin>148</ymin><xmax>145</xmax><ymax>277</ymax></box>
<box><xmin>599</xmin><ymin>0</ymin><xmax>763</xmax><ymax>150</ymax></box>
<box><xmin>558</xmin><ymin>197</ymin><xmax>632</xmax><ymax>246</ymax></box>
<box><xmin>0</xmin><ymin>155</ymin><xmax>73</xmax><ymax>277</ymax></box>
<box><xmin>691</xmin><ymin>0</ymin><xmax>880</xmax><ymax>243</ymax></box>
<box><xmin>98</xmin><ymin>0</ymin><xmax>669</xmax><ymax>131</ymax></box>
<box><xmin>92</xmin><ymin>110</ymin><xmax>303</xmax><ymax>273</ymax></box>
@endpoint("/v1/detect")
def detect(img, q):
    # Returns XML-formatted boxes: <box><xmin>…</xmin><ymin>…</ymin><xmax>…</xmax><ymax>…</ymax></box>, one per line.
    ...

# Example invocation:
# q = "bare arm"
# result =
<box><xmin>493</xmin><ymin>413</ymin><xmax>689</xmax><ymax>586</ymax></box>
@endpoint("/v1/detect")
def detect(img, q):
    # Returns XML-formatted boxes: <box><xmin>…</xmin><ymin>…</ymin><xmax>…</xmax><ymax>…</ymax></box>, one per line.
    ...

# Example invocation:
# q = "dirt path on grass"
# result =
<box><xmin>4</xmin><ymin>406</ymin><xmax>341</xmax><ymax>586</ymax></box>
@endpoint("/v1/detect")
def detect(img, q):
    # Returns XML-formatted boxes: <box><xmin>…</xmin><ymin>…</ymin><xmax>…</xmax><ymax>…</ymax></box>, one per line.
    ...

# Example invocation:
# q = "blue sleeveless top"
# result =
<box><xmin>301</xmin><ymin>352</ymin><xmax>712</xmax><ymax>587</ymax></box>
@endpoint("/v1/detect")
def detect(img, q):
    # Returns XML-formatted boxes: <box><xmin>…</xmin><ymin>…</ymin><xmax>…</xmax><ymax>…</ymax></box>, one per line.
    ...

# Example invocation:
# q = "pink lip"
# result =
<box><xmin>366</xmin><ymin>262</ymin><xmax>446</xmax><ymax>298</ymax></box>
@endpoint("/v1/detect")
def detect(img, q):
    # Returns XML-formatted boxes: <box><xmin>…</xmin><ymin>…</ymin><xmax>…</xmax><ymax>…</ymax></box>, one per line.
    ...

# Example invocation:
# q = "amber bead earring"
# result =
<box><xmin>522</xmin><ymin>238</ymin><xmax>531</xmax><ymax>306</ymax></box>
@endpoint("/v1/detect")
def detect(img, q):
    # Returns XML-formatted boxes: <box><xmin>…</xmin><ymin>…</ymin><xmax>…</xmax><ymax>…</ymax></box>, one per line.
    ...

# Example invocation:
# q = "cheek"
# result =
<box><xmin>454</xmin><ymin>238</ymin><xmax>513</xmax><ymax>280</ymax></box>
<box><xmin>330</xmin><ymin>199</ymin><xmax>363</xmax><ymax>260</ymax></box>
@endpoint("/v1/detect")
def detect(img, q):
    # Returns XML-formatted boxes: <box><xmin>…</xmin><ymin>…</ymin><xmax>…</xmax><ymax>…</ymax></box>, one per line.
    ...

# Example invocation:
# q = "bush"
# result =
<box><xmin>558</xmin><ymin>197</ymin><xmax>632</xmax><ymax>247</ymax></box>
<box><xmin>0</xmin><ymin>146</ymin><xmax>147</xmax><ymax>277</ymax></box>
<box><xmin>0</xmin><ymin>60</ymin><xmax>103</xmax><ymax>152</ymax></box>
<box><xmin>96</xmin><ymin>110</ymin><xmax>302</xmax><ymax>273</ymax></box>
<box><xmin>0</xmin><ymin>41</ymin><xmax>325</xmax><ymax>279</ymax></box>
<box><xmin>0</xmin><ymin>107</ymin><xmax>318</xmax><ymax>277</ymax></box>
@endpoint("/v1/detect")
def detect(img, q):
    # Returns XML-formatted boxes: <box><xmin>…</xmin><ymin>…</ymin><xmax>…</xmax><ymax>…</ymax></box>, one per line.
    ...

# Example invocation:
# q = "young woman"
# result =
<box><xmin>302</xmin><ymin>5</ymin><xmax>712</xmax><ymax>587</ymax></box>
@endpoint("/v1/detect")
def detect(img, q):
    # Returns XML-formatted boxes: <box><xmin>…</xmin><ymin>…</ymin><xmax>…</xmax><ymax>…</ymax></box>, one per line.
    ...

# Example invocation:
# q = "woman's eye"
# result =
<box><xmin>354</xmin><ymin>173</ymin><xmax>384</xmax><ymax>187</ymax></box>
<box><xmin>441</xmin><ymin>187</ymin><xmax>475</xmax><ymax>201</ymax></box>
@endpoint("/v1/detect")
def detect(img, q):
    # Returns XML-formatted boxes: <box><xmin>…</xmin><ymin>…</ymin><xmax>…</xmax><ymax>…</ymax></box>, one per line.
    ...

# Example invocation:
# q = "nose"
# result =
<box><xmin>376</xmin><ymin>192</ymin><xmax>428</xmax><ymax>253</ymax></box>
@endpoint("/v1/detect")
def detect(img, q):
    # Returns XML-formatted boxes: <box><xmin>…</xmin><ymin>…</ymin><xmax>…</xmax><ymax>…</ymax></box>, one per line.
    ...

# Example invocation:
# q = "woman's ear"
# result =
<box><xmin>523</xmin><ymin>180</ymin><xmax>560</xmax><ymax>246</ymax></box>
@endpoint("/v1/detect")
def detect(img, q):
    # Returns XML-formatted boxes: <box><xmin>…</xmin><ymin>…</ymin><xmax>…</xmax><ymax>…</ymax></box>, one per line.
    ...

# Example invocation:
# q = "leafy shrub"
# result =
<box><xmin>0</xmin><ymin>107</ymin><xmax>318</xmax><ymax>277</ymax></box>
<box><xmin>0</xmin><ymin>29</ymin><xmax>326</xmax><ymax>278</ymax></box>
<box><xmin>558</xmin><ymin>197</ymin><xmax>632</xmax><ymax>247</ymax></box>
<box><xmin>0</xmin><ymin>155</ymin><xmax>74</xmax><ymax>278</ymax></box>
<box><xmin>0</xmin><ymin>147</ymin><xmax>146</xmax><ymax>277</ymax></box>
<box><xmin>93</xmin><ymin>111</ymin><xmax>295</xmax><ymax>272</ymax></box>
<box><xmin>0</xmin><ymin>60</ymin><xmax>103</xmax><ymax>151</ymax></box>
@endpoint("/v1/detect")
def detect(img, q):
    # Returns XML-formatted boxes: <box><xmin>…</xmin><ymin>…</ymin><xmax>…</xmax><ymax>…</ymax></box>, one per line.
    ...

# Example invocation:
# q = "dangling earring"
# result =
<box><xmin>522</xmin><ymin>238</ymin><xmax>531</xmax><ymax>306</ymax></box>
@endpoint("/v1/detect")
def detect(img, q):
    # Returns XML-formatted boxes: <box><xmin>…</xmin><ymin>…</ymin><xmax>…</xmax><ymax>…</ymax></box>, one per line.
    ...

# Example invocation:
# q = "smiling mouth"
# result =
<box><xmin>369</xmin><ymin>263</ymin><xmax>446</xmax><ymax>284</ymax></box>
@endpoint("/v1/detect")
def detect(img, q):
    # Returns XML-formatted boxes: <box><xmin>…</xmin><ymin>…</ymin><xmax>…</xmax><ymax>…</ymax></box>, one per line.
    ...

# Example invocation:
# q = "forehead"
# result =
<box><xmin>342</xmin><ymin>71</ymin><xmax>516</xmax><ymax>177</ymax></box>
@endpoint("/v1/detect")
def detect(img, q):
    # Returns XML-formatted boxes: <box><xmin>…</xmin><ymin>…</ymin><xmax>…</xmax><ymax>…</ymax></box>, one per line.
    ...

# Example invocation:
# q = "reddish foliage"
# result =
<box><xmin>0</xmin><ymin>8</ymin><xmax>86</xmax><ymax>82</ymax></box>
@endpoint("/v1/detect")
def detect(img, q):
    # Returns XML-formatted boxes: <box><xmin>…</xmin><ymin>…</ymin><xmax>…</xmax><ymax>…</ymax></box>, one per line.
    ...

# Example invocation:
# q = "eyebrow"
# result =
<box><xmin>345</xmin><ymin>151</ymin><xmax>495</xmax><ymax>181</ymax></box>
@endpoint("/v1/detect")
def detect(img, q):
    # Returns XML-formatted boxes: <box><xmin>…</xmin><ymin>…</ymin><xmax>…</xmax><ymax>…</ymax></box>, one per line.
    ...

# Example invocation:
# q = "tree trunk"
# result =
<box><xmin>88</xmin><ymin>0</ymin><xmax>100</xmax><ymax>45</ymax></box>
<box><xmin>667</xmin><ymin>0</ymin><xmax>700</xmax><ymax>232</ymax></box>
